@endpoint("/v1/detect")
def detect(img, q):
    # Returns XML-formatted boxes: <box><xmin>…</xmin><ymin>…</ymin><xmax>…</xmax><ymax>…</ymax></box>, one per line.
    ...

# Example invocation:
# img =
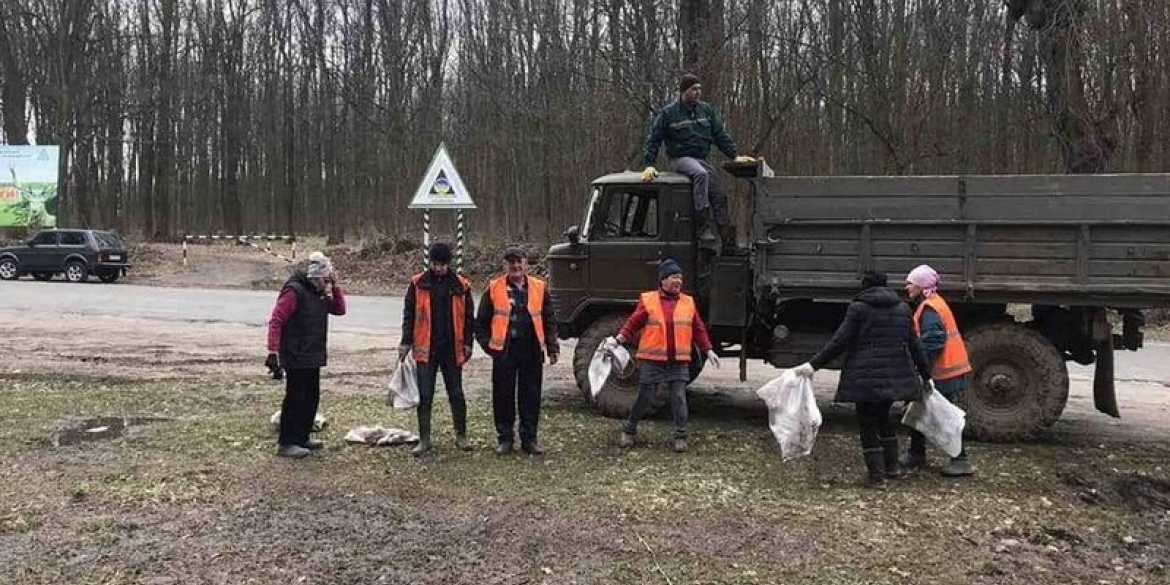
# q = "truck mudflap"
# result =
<box><xmin>1093</xmin><ymin>318</ymin><xmax>1120</xmax><ymax>418</ymax></box>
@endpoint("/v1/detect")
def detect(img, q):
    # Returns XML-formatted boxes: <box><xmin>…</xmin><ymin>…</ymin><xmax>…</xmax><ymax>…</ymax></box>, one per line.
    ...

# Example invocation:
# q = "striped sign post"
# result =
<box><xmin>456</xmin><ymin>210</ymin><xmax>465</xmax><ymax>273</ymax></box>
<box><xmin>409</xmin><ymin>143</ymin><xmax>476</xmax><ymax>272</ymax></box>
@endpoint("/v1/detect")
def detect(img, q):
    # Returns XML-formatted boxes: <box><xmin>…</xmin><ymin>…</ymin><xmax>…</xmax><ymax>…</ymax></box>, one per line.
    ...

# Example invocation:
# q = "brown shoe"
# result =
<box><xmin>454</xmin><ymin>434</ymin><xmax>473</xmax><ymax>452</ymax></box>
<box><xmin>672</xmin><ymin>438</ymin><xmax>687</xmax><ymax>453</ymax></box>
<box><xmin>521</xmin><ymin>442</ymin><xmax>546</xmax><ymax>456</ymax></box>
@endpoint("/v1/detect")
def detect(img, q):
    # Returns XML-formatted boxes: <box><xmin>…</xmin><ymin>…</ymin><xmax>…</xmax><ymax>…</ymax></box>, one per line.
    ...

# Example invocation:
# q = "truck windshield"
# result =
<box><xmin>581</xmin><ymin>187</ymin><xmax>600</xmax><ymax>240</ymax></box>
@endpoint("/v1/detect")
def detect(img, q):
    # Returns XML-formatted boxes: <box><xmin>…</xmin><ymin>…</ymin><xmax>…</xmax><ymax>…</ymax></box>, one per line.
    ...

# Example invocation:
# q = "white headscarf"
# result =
<box><xmin>306</xmin><ymin>251</ymin><xmax>333</xmax><ymax>279</ymax></box>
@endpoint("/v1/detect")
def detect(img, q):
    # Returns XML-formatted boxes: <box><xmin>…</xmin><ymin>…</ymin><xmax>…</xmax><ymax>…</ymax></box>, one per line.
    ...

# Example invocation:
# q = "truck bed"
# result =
<box><xmin>750</xmin><ymin>174</ymin><xmax>1170</xmax><ymax>307</ymax></box>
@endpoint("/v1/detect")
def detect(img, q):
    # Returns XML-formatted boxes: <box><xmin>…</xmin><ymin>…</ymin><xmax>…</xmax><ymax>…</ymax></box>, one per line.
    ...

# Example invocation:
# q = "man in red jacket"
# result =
<box><xmin>609</xmin><ymin>259</ymin><xmax>719</xmax><ymax>453</ymax></box>
<box><xmin>266</xmin><ymin>252</ymin><xmax>347</xmax><ymax>458</ymax></box>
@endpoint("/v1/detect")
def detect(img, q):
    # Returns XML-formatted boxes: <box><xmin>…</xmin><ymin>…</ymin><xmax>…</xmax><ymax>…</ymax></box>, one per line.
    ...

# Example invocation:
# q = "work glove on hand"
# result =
<box><xmin>397</xmin><ymin>344</ymin><xmax>410</xmax><ymax>363</ymax></box>
<box><xmin>265</xmin><ymin>353</ymin><xmax>283</xmax><ymax>380</ymax></box>
<box><xmin>793</xmin><ymin>362</ymin><xmax>815</xmax><ymax>378</ymax></box>
<box><xmin>733</xmin><ymin>155</ymin><xmax>756</xmax><ymax>164</ymax></box>
<box><xmin>641</xmin><ymin>166</ymin><xmax>659</xmax><ymax>182</ymax></box>
<box><xmin>600</xmin><ymin>336</ymin><xmax>620</xmax><ymax>354</ymax></box>
<box><xmin>706</xmin><ymin>350</ymin><xmax>721</xmax><ymax>369</ymax></box>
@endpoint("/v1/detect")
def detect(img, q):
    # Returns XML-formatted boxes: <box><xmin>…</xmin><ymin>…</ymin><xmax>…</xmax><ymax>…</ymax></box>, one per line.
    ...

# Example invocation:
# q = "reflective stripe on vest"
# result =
<box><xmin>913</xmin><ymin>295</ymin><xmax>973</xmax><ymax>381</ymax></box>
<box><xmin>487</xmin><ymin>276</ymin><xmax>547</xmax><ymax>353</ymax></box>
<box><xmin>411</xmin><ymin>272</ymin><xmax>470</xmax><ymax>364</ymax></box>
<box><xmin>635</xmin><ymin>291</ymin><xmax>695</xmax><ymax>362</ymax></box>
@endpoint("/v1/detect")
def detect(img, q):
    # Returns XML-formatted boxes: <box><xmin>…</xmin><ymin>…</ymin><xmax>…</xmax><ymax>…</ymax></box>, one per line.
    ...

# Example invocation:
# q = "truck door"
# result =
<box><xmin>587</xmin><ymin>185</ymin><xmax>671</xmax><ymax>299</ymax></box>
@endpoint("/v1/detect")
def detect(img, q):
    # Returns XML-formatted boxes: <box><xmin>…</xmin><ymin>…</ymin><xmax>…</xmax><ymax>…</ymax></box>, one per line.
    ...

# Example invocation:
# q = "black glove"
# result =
<box><xmin>266</xmin><ymin>353</ymin><xmax>283</xmax><ymax>380</ymax></box>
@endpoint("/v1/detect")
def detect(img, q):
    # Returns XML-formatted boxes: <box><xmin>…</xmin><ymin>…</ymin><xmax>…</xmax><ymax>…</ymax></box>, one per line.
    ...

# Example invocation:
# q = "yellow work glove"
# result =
<box><xmin>733</xmin><ymin>155</ymin><xmax>756</xmax><ymax>163</ymax></box>
<box><xmin>641</xmin><ymin>166</ymin><xmax>659</xmax><ymax>182</ymax></box>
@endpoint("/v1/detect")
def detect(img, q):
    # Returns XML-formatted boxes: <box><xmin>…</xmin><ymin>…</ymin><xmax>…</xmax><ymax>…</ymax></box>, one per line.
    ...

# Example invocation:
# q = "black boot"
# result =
<box><xmin>881</xmin><ymin>437</ymin><xmax>904</xmax><ymax>479</ymax></box>
<box><xmin>899</xmin><ymin>431</ymin><xmax>927</xmax><ymax>470</ymax></box>
<box><xmin>863</xmin><ymin>448</ymin><xmax>887</xmax><ymax>490</ymax></box>
<box><xmin>697</xmin><ymin>208</ymin><xmax>719</xmax><ymax>253</ymax></box>
<box><xmin>718</xmin><ymin>224</ymin><xmax>737</xmax><ymax>253</ymax></box>
<box><xmin>941</xmin><ymin>449</ymin><xmax>976</xmax><ymax>477</ymax></box>
<box><xmin>451</xmin><ymin>401</ymin><xmax>472</xmax><ymax>452</ymax></box>
<box><xmin>410</xmin><ymin>407</ymin><xmax>433</xmax><ymax>457</ymax></box>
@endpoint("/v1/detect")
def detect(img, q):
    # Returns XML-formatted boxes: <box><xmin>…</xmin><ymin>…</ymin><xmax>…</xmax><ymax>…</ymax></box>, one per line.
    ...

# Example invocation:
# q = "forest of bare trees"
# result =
<box><xmin>0</xmin><ymin>0</ymin><xmax>1167</xmax><ymax>242</ymax></box>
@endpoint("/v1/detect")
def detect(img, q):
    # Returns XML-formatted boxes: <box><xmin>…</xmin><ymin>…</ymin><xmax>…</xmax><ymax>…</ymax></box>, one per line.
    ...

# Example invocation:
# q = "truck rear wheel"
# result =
<box><xmin>962</xmin><ymin>322</ymin><xmax>1069</xmax><ymax>442</ymax></box>
<box><xmin>574</xmin><ymin>315</ymin><xmax>664</xmax><ymax>418</ymax></box>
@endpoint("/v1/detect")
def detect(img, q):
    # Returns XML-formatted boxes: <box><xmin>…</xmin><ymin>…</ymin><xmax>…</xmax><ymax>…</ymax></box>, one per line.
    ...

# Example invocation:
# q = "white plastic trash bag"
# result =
<box><xmin>388</xmin><ymin>356</ymin><xmax>420</xmax><ymax>409</ymax></box>
<box><xmin>588</xmin><ymin>341</ymin><xmax>630</xmax><ymax>398</ymax></box>
<box><xmin>756</xmin><ymin>369</ymin><xmax>822</xmax><ymax>461</ymax></box>
<box><xmin>901</xmin><ymin>385</ymin><xmax>966</xmax><ymax>458</ymax></box>
<box><xmin>344</xmin><ymin>425</ymin><xmax>419</xmax><ymax>446</ymax></box>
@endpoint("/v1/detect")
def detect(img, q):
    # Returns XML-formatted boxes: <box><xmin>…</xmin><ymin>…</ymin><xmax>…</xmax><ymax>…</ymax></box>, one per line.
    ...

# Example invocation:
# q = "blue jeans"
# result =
<box><xmin>625</xmin><ymin>379</ymin><xmax>689</xmax><ymax>440</ymax></box>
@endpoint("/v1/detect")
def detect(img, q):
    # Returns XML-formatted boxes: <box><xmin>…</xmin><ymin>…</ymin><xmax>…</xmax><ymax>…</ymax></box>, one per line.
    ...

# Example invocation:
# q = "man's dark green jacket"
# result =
<box><xmin>642</xmin><ymin>99</ymin><xmax>738</xmax><ymax>166</ymax></box>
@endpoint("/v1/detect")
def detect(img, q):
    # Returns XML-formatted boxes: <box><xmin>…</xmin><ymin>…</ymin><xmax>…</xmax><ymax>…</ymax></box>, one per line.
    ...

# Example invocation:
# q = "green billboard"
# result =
<box><xmin>0</xmin><ymin>146</ymin><xmax>59</xmax><ymax>228</ymax></box>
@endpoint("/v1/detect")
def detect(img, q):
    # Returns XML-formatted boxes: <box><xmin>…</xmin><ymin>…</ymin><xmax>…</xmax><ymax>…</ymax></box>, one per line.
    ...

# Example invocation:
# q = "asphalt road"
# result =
<box><xmin>0</xmin><ymin>281</ymin><xmax>404</xmax><ymax>335</ymax></box>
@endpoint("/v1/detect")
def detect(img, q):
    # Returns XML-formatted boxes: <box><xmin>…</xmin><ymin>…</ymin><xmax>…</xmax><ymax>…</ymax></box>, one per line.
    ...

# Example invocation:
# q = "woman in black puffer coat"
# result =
<box><xmin>794</xmin><ymin>271</ymin><xmax>932</xmax><ymax>489</ymax></box>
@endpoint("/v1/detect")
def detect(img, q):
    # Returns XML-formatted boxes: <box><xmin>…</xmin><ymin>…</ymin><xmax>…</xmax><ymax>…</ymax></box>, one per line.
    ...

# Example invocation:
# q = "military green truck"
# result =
<box><xmin>546</xmin><ymin>162</ymin><xmax>1170</xmax><ymax>441</ymax></box>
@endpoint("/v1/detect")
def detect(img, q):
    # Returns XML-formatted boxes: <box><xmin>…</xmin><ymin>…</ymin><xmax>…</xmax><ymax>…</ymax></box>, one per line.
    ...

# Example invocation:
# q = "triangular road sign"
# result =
<box><xmin>409</xmin><ymin>143</ymin><xmax>476</xmax><ymax>209</ymax></box>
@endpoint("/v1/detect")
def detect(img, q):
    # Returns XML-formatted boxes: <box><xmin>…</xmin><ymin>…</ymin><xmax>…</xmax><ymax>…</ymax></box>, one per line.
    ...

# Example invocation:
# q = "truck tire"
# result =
<box><xmin>962</xmin><ymin>322</ymin><xmax>1069</xmax><ymax>442</ymax></box>
<box><xmin>573</xmin><ymin>314</ymin><xmax>664</xmax><ymax>419</ymax></box>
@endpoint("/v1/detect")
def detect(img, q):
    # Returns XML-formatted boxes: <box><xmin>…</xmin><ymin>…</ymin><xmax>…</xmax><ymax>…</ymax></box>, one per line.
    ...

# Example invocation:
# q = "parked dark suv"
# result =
<box><xmin>0</xmin><ymin>229</ymin><xmax>130</xmax><ymax>283</ymax></box>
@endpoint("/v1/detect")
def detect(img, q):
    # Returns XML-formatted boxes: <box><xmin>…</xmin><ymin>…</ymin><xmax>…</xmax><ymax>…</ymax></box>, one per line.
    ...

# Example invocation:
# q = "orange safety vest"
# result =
<box><xmin>411</xmin><ymin>272</ymin><xmax>471</xmax><ymax>364</ymax></box>
<box><xmin>635</xmin><ymin>291</ymin><xmax>696</xmax><ymax>362</ymax></box>
<box><xmin>487</xmin><ymin>276</ymin><xmax>547</xmax><ymax>354</ymax></box>
<box><xmin>913</xmin><ymin>295</ymin><xmax>972</xmax><ymax>381</ymax></box>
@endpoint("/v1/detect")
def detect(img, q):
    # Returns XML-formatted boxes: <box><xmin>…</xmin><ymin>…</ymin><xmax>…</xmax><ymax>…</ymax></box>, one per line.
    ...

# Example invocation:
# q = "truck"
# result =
<box><xmin>546</xmin><ymin>161</ymin><xmax>1170</xmax><ymax>441</ymax></box>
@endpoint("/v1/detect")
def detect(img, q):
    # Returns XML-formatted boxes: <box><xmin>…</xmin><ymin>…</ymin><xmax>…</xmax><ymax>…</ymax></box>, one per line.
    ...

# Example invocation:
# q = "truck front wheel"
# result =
<box><xmin>574</xmin><ymin>315</ymin><xmax>661</xmax><ymax>418</ymax></box>
<box><xmin>962</xmin><ymin>322</ymin><xmax>1069</xmax><ymax>442</ymax></box>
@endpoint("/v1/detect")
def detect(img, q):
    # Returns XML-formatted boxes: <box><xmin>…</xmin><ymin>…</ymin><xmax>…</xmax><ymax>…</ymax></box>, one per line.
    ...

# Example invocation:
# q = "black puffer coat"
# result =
<box><xmin>809</xmin><ymin>286</ymin><xmax>931</xmax><ymax>403</ymax></box>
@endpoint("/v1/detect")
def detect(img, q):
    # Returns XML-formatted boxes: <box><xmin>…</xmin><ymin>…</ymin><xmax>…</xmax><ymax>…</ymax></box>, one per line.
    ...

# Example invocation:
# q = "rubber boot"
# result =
<box><xmin>718</xmin><ymin>224</ymin><xmax>737</xmax><ymax>254</ymax></box>
<box><xmin>452</xmin><ymin>401</ymin><xmax>472</xmax><ymax>452</ymax></box>
<box><xmin>410</xmin><ymin>407</ymin><xmax>433</xmax><ymax>457</ymax></box>
<box><xmin>863</xmin><ymin>448</ymin><xmax>887</xmax><ymax>490</ymax></box>
<box><xmin>941</xmin><ymin>449</ymin><xmax>976</xmax><ymax>477</ymax></box>
<box><xmin>881</xmin><ymin>437</ymin><xmax>904</xmax><ymax>479</ymax></box>
<box><xmin>696</xmin><ymin>208</ymin><xmax>719</xmax><ymax>254</ymax></box>
<box><xmin>899</xmin><ymin>430</ymin><xmax>927</xmax><ymax>470</ymax></box>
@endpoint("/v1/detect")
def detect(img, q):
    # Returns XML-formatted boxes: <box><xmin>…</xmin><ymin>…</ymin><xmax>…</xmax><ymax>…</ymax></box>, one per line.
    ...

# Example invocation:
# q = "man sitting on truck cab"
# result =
<box><xmin>903</xmin><ymin>264</ymin><xmax>976</xmax><ymax>478</ymax></box>
<box><xmin>640</xmin><ymin>73</ymin><xmax>755</xmax><ymax>250</ymax></box>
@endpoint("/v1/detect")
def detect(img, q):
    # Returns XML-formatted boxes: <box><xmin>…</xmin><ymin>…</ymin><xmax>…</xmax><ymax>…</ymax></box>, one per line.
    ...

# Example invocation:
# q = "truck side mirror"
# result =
<box><xmin>564</xmin><ymin>225</ymin><xmax>581</xmax><ymax>245</ymax></box>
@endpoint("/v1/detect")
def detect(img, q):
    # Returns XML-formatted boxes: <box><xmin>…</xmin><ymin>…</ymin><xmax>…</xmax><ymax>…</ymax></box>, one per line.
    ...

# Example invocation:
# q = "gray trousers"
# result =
<box><xmin>670</xmin><ymin>156</ymin><xmax>728</xmax><ymax>225</ymax></box>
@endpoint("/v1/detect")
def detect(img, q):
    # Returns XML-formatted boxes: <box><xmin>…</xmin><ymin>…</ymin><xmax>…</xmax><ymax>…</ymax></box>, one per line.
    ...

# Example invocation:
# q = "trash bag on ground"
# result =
<box><xmin>344</xmin><ymin>425</ymin><xmax>419</xmax><ymax>446</ymax></box>
<box><xmin>756</xmin><ymin>369</ymin><xmax>822</xmax><ymax>461</ymax></box>
<box><xmin>588</xmin><ymin>342</ymin><xmax>630</xmax><ymax>398</ymax></box>
<box><xmin>388</xmin><ymin>355</ymin><xmax>419</xmax><ymax>409</ymax></box>
<box><xmin>901</xmin><ymin>384</ymin><xmax>966</xmax><ymax>457</ymax></box>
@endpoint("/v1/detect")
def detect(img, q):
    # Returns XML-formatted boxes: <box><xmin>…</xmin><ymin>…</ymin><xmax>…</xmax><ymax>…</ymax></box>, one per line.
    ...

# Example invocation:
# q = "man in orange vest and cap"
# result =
<box><xmin>903</xmin><ymin>264</ymin><xmax>975</xmax><ymax>477</ymax></box>
<box><xmin>399</xmin><ymin>242</ymin><xmax>476</xmax><ymax>457</ymax></box>
<box><xmin>609</xmin><ymin>259</ymin><xmax>719</xmax><ymax>453</ymax></box>
<box><xmin>474</xmin><ymin>247</ymin><xmax>559</xmax><ymax>455</ymax></box>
